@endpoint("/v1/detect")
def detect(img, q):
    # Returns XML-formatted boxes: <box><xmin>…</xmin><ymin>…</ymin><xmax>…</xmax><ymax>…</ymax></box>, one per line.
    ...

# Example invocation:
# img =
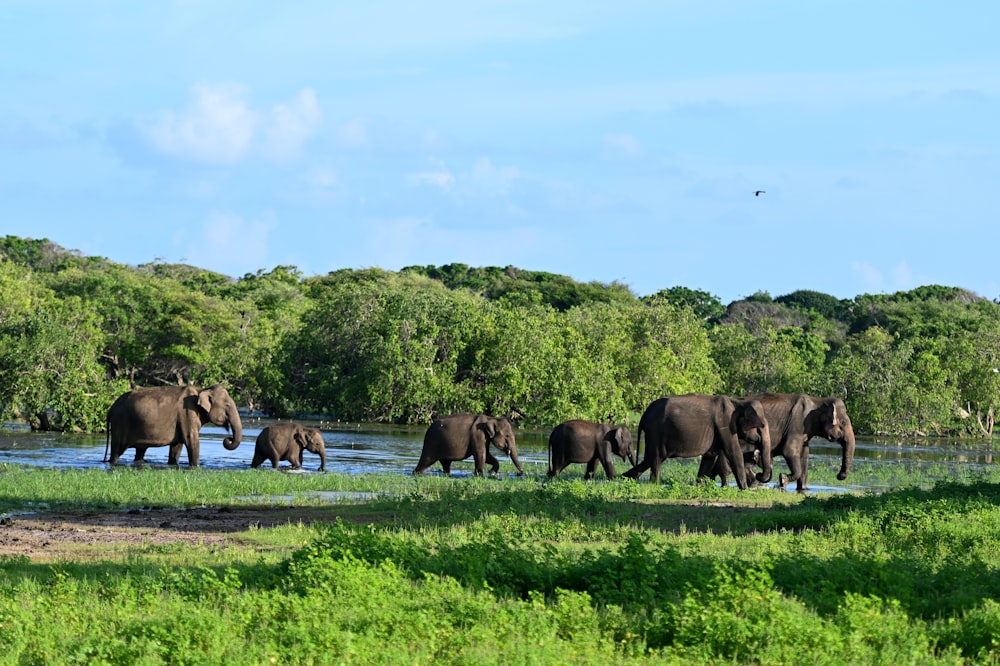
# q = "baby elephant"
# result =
<box><xmin>697</xmin><ymin>445</ymin><xmax>762</xmax><ymax>488</ymax></box>
<box><xmin>548</xmin><ymin>420</ymin><xmax>636</xmax><ymax>480</ymax></box>
<box><xmin>252</xmin><ymin>423</ymin><xmax>327</xmax><ymax>471</ymax></box>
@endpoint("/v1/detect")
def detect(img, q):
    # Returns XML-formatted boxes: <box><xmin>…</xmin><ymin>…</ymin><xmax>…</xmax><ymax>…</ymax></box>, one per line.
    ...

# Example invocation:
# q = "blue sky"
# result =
<box><xmin>2</xmin><ymin>1</ymin><xmax>998</xmax><ymax>304</ymax></box>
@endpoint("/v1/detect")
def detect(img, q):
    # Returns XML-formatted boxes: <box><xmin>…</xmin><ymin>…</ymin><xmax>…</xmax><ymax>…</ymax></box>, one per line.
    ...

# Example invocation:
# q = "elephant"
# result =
<box><xmin>547</xmin><ymin>420</ymin><xmax>636</xmax><ymax>480</ymax></box>
<box><xmin>702</xmin><ymin>393</ymin><xmax>855</xmax><ymax>492</ymax></box>
<box><xmin>621</xmin><ymin>394</ymin><xmax>773</xmax><ymax>489</ymax></box>
<box><xmin>105</xmin><ymin>384</ymin><xmax>243</xmax><ymax>467</ymax></box>
<box><xmin>252</xmin><ymin>423</ymin><xmax>327</xmax><ymax>471</ymax></box>
<box><xmin>697</xmin><ymin>443</ymin><xmax>762</xmax><ymax>488</ymax></box>
<box><xmin>413</xmin><ymin>413</ymin><xmax>524</xmax><ymax>476</ymax></box>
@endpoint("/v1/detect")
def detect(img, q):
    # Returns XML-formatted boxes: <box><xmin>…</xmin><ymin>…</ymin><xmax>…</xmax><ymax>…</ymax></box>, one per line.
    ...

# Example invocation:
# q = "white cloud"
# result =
<box><xmin>263</xmin><ymin>88</ymin><xmax>323</xmax><ymax>161</ymax></box>
<box><xmin>183</xmin><ymin>209</ymin><xmax>276</xmax><ymax>277</ymax></box>
<box><xmin>140</xmin><ymin>83</ymin><xmax>257</xmax><ymax>164</ymax></box>
<box><xmin>140</xmin><ymin>84</ymin><xmax>322</xmax><ymax>165</ymax></box>
<box><xmin>407</xmin><ymin>159</ymin><xmax>454</xmax><ymax>190</ymax></box>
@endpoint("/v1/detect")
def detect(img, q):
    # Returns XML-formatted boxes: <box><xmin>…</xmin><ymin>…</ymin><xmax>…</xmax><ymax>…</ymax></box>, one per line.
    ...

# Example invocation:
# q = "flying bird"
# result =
<box><xmin>754</xmin><ymin>190</ymin><xmax>766</xmax><ymax>196</ymax></box>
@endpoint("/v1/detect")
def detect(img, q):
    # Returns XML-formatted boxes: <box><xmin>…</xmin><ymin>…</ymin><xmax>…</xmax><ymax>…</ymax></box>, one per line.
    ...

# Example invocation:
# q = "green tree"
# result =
<box><xmin>644</xmin><ymin>286</ymin><xmax>726</xmax><ymax>324</ymax></box>
<box><xmin>710</xmin><ymin>323</ymin><xmax>820</xmax><ymax>395</ymax></box>
<box><xmin>821</xmin><ymin>327</ymin><xmax>920</xmax><ymax>435</ymax></box>
<box><xmin>626</xmin><ymin>299</ymin><xmax>721</xmax><ymax>406</ymax></box>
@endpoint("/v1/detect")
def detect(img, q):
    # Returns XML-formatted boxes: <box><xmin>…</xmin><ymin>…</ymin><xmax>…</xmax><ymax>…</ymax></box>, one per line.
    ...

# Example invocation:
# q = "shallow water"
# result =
<box><xmin>0</xmin><ymin>420</ymin><xmax>995</xmax><ymax>493</ymax></box>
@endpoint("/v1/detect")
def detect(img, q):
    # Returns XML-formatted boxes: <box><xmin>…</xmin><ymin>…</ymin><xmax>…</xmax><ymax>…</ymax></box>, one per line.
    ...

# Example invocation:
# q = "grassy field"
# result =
<box><xmin>2</xmin><ymin>460</ymin><xmax>1000</xmax><ymax>664</ymax></box>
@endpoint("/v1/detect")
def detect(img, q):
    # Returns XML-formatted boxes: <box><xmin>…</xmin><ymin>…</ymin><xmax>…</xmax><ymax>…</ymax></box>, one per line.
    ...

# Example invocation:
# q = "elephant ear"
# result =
<box><xmin>197</xmin><ymin>389</ymin><xmax>214</xmax><ymax>415</ymax></box>
<box><xmin>608</xmin><ymin>427</ymin><xmax>624</xmax><ymax>454</ymax></box>
<box><xmin>727</xmin><ymin>403</ymin><xmax>742</xmax><ymax>437</ymax></box>
<box><xmin>293</xmin><ymin>429</ymin><xmax>307</xmax><ymax>447</ymax></box>
<box><xmin>476</xmin><ymin>420</ymin><xmax>499</xmax><ymax>446</ymax></box>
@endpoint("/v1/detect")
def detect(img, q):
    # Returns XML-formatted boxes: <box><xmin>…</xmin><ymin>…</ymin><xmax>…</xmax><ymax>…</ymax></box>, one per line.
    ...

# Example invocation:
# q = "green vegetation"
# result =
<box><xmin>2</xmin><ymin>235</ymin><xmax>999</xmax><ymax>438</ymax></box>
<box><xmin>3</xmin><ymin>467</ymin><xmax>1000</xmax><ymax>663</ymax></box>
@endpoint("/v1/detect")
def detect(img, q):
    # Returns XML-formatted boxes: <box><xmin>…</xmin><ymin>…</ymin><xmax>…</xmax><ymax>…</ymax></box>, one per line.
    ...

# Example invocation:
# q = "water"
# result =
<box><xmin>0</xmin><ymin>419</ymin><xmax>552</xmax><ymax>477</ymax></box>
<box><xmin>0</xmin><ymin>420</ymin><xmax>995</xmax><ymax>492</ymax></box>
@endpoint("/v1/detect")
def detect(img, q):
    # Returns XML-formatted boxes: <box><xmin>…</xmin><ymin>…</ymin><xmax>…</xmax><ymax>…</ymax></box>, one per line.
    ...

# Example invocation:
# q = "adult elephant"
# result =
<box><xmin>413</xmin><ymin>413</ymin><xmax>524</xmax><ymax>476</ymax></box>
<box><xmin>105</xmin><ymin>384</ymin><xmax>243</xmax><ymax>467</ymax></box>
<box><xmin>547</xmin><ymin>420</ymin><xmax>636</xmax><ymax>480</ymax></box>
<box><xmin>621</xmin><ymin>394</ymin><xmax>772</xmax><ymax>489</ymax></box>
<box><xmin>701</xmin><ymin>393</ymin><xmax>854</xmax><ymax>492</ymax></box>
<box><xmin>252</xmin><ymin>423</ymin><xmax>326</xmax><ymax>471</ymax></box>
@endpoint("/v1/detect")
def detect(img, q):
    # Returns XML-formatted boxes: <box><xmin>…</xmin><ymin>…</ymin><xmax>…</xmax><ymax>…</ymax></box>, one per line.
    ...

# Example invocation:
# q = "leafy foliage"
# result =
<box><xmin>1</xmin><ymin>235</ymin><xmax>999</xmax><ymax>436</ymax></box>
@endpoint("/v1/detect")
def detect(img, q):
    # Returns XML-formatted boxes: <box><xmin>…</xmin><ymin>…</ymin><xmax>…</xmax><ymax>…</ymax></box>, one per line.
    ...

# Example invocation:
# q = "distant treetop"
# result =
<box><xmin>401</xmin><ymin>263</ymin><xmax>636</xmax><ymax>311</ymax></box>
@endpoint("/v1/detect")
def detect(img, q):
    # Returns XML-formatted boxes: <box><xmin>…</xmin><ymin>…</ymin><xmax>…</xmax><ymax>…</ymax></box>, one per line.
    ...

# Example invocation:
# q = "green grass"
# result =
<box><xmin>4</xmin><ymin>464</ymin><xmax>1000</xmax><ymax>663</ymax></box>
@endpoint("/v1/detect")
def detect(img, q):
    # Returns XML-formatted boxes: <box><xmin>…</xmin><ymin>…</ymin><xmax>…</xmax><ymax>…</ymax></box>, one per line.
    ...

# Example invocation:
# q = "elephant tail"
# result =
<box><xmin>547</xmin><ymin>432</ymin><xmax>553</xmax><ymax>475</ymax></box>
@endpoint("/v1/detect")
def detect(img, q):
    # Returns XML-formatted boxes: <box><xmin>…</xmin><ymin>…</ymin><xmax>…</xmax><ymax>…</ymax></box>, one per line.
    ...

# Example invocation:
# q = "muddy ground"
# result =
<box><xmin>0</xmin><ymin>506</ymin><xmax>341</xmax><ymax>561</ymax></box>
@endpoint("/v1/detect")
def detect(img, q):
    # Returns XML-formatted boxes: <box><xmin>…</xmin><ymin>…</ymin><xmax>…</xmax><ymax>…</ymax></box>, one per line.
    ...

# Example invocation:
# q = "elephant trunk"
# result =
<box><xmin>317</xmin><ymin>445</ymin><xmax>327</xmax><ymax>472</ymax></box>
<box><xmin>222</xmin><ymin>402</ymin><xmax>243</xmax><ymax>451</ymax></box>
<box><xmin>836</xmin><ymin>423</ymin><xmax>855</xmax><ymax>481</ymax></box>
<box><xmin>509</xmin><ymin>443</ymin><xmax>525</xmax><ymax>476</ymax></box>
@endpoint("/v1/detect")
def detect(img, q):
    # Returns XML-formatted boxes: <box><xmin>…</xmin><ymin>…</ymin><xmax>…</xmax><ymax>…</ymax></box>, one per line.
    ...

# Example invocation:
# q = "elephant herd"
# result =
<box><xmin>104</xmin><ymin>384</ymin><xmax>326</xmax><ymax>472</ymax></box>
<box><xmin>103</xmin><ymin>384</ymin><xmax>855</xmax><ymax>490</ymax></box>
<box><xmin>415</xmin><ymin>392</ymin><xmax>855</xmax><ymax>491</ymax></box>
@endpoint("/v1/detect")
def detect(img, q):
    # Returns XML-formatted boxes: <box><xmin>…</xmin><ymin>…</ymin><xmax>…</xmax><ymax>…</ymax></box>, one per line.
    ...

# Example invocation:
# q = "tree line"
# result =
<box><xmin>1</xmin><ymin>235</ymin><xmax>998</xmax><ymax>438</ymax></box>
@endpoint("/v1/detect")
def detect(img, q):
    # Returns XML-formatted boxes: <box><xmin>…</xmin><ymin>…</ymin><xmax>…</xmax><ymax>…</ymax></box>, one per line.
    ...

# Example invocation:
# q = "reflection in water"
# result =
<box><xmin>0</xmin><ymin>422</ymin><xmax>994</xmax><ymax>492</ymax></box>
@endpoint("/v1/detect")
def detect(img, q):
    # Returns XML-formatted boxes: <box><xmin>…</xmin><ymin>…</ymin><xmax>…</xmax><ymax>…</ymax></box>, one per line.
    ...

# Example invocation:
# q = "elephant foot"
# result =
<box><xmin>778</xmin><ymin>473</ymin><xmax>789</xmax><ymax>488</ymax></box>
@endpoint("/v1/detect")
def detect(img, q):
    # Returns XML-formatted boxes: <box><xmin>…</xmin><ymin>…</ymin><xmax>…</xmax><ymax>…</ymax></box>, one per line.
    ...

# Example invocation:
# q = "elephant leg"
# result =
<box><xmin>167</xmin><ymin>443</ymin><xmax>183</xmax><ymax>466</ymax></box>
<box><xmin>650</xmin><ymin>458</ymin><xmax>663</xmax><ymax>483</ymax></box>
<box><xmin>798</xmin><ymin>449</ymin><xmax>810</xmax><ymax>491</ymax></box>
<box><xmin>548</xmin><ymin>448</ymin><xmax>565</xmax><ymax>477</ymax></box>
<box><xmin>485</xmin><ymin>451</ymin><xmax>501</xmax><ymax>475</ymax></box>
<box><xmin>584</xmin><ymin>458</ymin><xmax>598</xmax><ymax>480</ymax></box>
<box><xmin>413</xmin><ymin>451</ymin><xmax>438</xmax><ymax>475</ymax></box>
<box><xmin>778</xmin><ymin>453</ymin><xmax>807</xmax><ymax>491</ymax></box>
<box><xmin>598</xmin><ymin>454</ymin><xmax>616</xmax><ymax>480</ymax></box>
<box><xmin>186</xmin><ymin>441</ymin><xmax>199</xmax><ymax>467</ymax></box>
<box><xmin>440</xmin><ymin>460</ymin><xmax>452</xmax><ymax>476</ymax></box>
<box><xmin>133</xmin><ymin>447</ymin><xmax>147</xmax><ymax>464</ymax></box>
<box><xmin>470</xmin><ymin>447</ymin><xmax>488</xmax><ymax>476</ymax></box>
<box><xmin>696</xmin><ymin>453</ymin><xmax>721</xmax><ymax>484</ymax></box>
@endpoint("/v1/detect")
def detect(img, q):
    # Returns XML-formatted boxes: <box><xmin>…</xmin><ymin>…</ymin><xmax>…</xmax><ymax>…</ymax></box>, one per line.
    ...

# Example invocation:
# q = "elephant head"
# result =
<box><xmin>197</xmin><ymin>384</ymin><xmax>243</xmax><ymax>451</ymax></box>
<box><xmin>730</xmin><ymin>399</ymin><xmax>772</xmax><ymax>484</ymax></box>
<box><xmin>479</xmin><ymin>417</ymin><xmax>524</xmax><ymax>475</ymax></box>
<box><xmin>296</xmin><ymin>426</ymin><xmax>327</xmax><ymax>471</ymax></box>
<box><xmin>609</xmin><ymin>426</ymin><xmax>637</xmax><ymax>467</ymax></box>
<box><xmin>810</xmin><ymin>398</ymin><xmax>855</xmax><ymax>481</ymax></box>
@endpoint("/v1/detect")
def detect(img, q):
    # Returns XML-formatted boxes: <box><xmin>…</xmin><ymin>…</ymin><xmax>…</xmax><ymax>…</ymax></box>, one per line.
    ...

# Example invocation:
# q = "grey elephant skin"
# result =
<box><xmin>105</xmin><ymin>384</ymin><xmax>243</xmax><ymax>467</ymax></box>
<box><xmin>414</xmin><ymin>413</ymin><xmax>524</xmax><ymax>476</ymax></box>
<box><xmin>622</xmin><ymin>394</ymin><xmax>773</xmax><ymax>489</ymax></box>
<box><xmin>547</xmin><ymin>420</ymin><xmax>636</xmax><ymax>479</ymax></box>
<box><xmin>701</xmin><ymin>392</ymin><xmax>855</xmax><ymax>491</ymax></box>
<box><xmin>252</xmin><ymin>423</ymin><xmax>326</xmax><ymax>471</ymax></box>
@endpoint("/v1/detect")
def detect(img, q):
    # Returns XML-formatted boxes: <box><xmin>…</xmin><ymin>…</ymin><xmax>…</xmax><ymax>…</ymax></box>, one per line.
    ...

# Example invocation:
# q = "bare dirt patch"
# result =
<box><xmin>0</xmin><ymin>506</ymin><xmax>342</xmax><ymax>561</ymax></box>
